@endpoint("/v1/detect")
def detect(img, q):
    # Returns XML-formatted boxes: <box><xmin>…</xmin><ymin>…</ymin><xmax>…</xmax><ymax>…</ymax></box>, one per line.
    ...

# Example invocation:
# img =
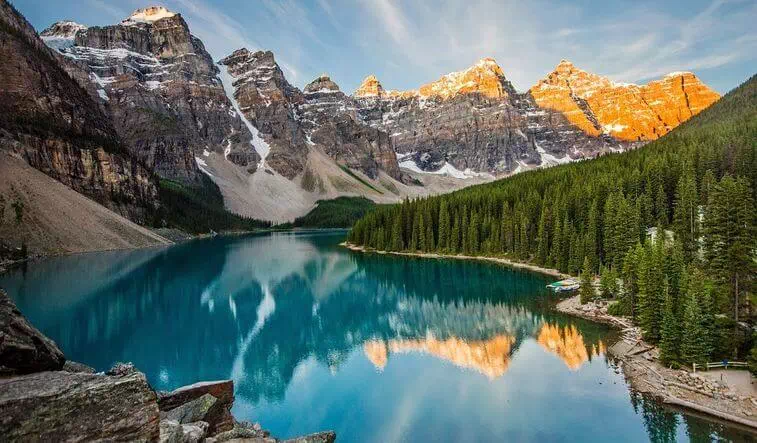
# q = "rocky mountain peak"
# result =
<box><xmin>121</xmin><ymin>6</ymin><xmax>176</xmax><ymax>25</ymax></box>
<box><xmin>417</xmin><ymin>57</ymin><xmax>512</xmax><ymax>99</ymax></box>
<box><xmin>354</xmin><ymin>74</ymin><xmax>385</xmax><ymax>98</ymax></box>
<box><xmin>40</xmin><ymin>21</ymin><xmax>86</xmax><ymax>39</ymax></box>
<box><xmin>304</xmin><ymin>74</ymin><xmax>341</xmax><ymax>94</ymax></box>
<box><xmin>530</xmin><ymin>62</ymin><xmax>720</xmax><ymax>141</ymax></box>
<box><xmin>407</xmin><ymin>57</ymin><xmax>506</xmax><ymax>99</ymax></box>
<box><xmin>39</xmin><ymin>20</ymin><xmax>87</xmax><ymax>50</ymax></box>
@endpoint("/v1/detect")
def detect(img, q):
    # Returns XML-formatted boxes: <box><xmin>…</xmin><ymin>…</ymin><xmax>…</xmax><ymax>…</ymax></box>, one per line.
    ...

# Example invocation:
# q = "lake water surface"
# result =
<box><xmin>1</xmin><ymin>231</ymin><xmax>754</xmax><ymax>442</ymax></box>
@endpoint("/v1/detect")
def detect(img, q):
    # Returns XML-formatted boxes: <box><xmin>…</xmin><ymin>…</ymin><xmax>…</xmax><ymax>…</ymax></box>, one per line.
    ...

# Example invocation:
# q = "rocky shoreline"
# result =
<box><xmin>343</xmin><ymin>242</ymin><xmax>757</xmax><ymax>431</ymax></box>
<box><xmin>0</xmin><ymin>289</ymin><xmax>335</xmax><ymax>442</ymax></box>
<box><xmin>556</xmin><ymin>295</ymin><xmax>757</xmax><ymax>430</ymax></box>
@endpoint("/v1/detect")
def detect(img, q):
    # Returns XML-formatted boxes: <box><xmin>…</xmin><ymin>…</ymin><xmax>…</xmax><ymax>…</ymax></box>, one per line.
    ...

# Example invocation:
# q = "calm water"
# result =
<box><xmin>1</xmin><ymin>231</ymin><xmax>754</xmax><ymax>442</ymax></box>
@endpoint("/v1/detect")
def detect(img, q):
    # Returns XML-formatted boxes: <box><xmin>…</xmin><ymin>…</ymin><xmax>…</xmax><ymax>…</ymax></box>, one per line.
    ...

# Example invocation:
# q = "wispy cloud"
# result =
<box><xmin>86</xmin><ymin>0</ymin><xmax>127</xmax><ymax>20</ymax></box>
<box><xmin>348</xmin><ymin>0</ymin><xmax>754</xmax><ymax>93</ymax></box>
<box><xmin>24</xmin><ymin>0</ymin><xmax>756</xmax><ymax>93</ymax></box>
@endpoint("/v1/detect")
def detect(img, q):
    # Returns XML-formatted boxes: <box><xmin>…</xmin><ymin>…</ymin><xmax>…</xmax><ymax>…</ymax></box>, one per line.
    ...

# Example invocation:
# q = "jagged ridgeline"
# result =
<box><xmin>349</xmin><ymin>73</ymin><xmax>755</xmax><ymax>273</ymax></box>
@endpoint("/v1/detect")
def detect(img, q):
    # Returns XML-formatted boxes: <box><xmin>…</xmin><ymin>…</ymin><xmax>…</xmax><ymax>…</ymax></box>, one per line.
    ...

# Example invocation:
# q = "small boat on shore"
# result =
<box><xmin>547</xmin><ymin>278</ymin><xmax>580</xmax><ymax>292</ymax></box>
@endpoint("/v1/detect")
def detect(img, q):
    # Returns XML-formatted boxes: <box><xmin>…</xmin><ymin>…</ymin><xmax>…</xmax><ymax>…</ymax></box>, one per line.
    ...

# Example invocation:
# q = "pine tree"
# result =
<box><xmin>703</xmin><ymin>175</ymin><xmax>755</xmax><ymax>325</ymax></box>
<box><xmin>536</xmin><ymin>204</ymin><xmax>551</xmax><ymax>265</ymax></box>
<box><xmin>410</xmin><ymin>212</ymin><xmax>419</xmax><ymax>251</ymax></box>
<box><xmin>418</xmin><ymin>212</ymin><xmax>427</xmax><ymax>251</ymax></box>
<box><xmin>438</xmin><ymin>201</ymin><xmax>450</xmax><ymax>252</ymax></box>
<box><xmin>468</xmin><ymin>211</ymin><xmax>480</xmax><ymax>254</ymax></box>
<box><xmin>579</xmin><ymin>257</ymin><xmax>595</xmax><ymax>304</ymax></box>
<box><xmin>655</xmin><ymin>182</ymin><xmax>668</xmax><ymax>227</ymax></box>
<box><xmin>622</xmin><ymin>242</ymin><xmax>644</xmax><ymax>320</ymax></box>
<box><xmin>600</xmin><ymin>265</ymin><xmax>619</xmax><ymax>298</ymax></box>
<box><xmin>391</xmin><ymin>215</ymin><xmax>404</xmax><ymax>251</ymax></box>
<box><xmin>659</xmin><ymin>280</ymin><xmax>681</xmax><ymax>365</ymax></box>
<box><xmin>673</xmin><ymin>167</ymin><xmax>700</xmax><ymax>262</ymax></box>
<box><xmin>638</xmin><ymin>240</ymin><xmax>665</xmax><ymax>342</ymax></box>
<box><xmin>450</xmin><ymin>214</ymin><xmax>460</xmax><ymax>253</ymax></box>
<box><xmin>681</xmin><ymin>290</ymin><xmax>709</xmax><ymax>367</ymax></box>
<box><xmin>585</xmin><ymin>199</ymin><xmax>599</xmax><ymax>273</ymax></box>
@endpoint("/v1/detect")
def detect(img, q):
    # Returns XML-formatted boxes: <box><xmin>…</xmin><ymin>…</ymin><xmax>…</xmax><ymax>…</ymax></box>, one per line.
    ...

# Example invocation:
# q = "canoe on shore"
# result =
<box><xmin>547</xmin><ymin>278</ymin><xmax>580</xmax><ymax>292</ymax></box>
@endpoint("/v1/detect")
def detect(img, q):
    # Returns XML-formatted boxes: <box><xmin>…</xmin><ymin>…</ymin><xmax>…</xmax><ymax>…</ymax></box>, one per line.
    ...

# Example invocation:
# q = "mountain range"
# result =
<box><xmin>2</xmin><ymin>3</ymin><xmax>721</xmax><ymax>227</ymax></box>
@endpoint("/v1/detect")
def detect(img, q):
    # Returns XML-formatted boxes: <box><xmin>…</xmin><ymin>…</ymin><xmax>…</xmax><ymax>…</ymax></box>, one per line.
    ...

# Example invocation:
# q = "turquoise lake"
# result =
<box><xmin>1</xmin><ymin>231</ymin><xmax>754</xmax><ymax>442</ymax></box>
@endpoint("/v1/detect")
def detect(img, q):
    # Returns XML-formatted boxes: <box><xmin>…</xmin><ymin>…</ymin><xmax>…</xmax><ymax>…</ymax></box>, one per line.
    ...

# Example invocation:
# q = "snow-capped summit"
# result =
<box><xmin>40</xmin><ymin>21</ymin><xmax>87</xmax><ymax>50</ymax></box>
<box><xmin>121</xmin><ymin>6</ymin><xmax>176</xmax><ymax>25</ymax></box>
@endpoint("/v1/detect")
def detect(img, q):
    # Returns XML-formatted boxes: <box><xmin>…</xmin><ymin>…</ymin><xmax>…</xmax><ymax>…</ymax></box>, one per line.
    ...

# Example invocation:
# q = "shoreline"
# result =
<box><xmin>556</xmin><ymin>295</ymin><xmax>757</xmax><ymax>430</ymax></box>
<box><xmin>341</xmin><ymin>242</ymin><xmax>570</xmax><ymax>279</ymax></box>
<box><xmin>343</xmin><ymin>242</ymin><xmax>757</xmax><ymax>431</ymax></box>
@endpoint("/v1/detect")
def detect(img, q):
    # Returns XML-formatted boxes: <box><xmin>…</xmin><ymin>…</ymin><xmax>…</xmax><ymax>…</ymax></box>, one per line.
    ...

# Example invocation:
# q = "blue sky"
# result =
<box><xmin>14</xmin><ymin>0</ymin><xmax>757</xmax><ymax>93</ymax></box>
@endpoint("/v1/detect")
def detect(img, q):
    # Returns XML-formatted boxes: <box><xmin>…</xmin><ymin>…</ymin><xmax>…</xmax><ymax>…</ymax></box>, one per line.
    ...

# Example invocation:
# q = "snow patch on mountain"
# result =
<box><xmin>122</xmin><ymin>6</ymin><xmax>176</xmax><ymax>25</ymax></box>
<box><xmin>217</xmin><ymin>63</ymin><xmax>271</xmax><ymax>163</ymax></box>
<box><xmin>399</xmin><ymin>158</ymin><xmax>493</xmax><ymax>180</ymax></box>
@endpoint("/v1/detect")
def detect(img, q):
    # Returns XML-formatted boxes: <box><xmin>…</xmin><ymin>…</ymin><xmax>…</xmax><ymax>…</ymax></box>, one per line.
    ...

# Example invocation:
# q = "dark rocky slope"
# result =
<box><xmin>0</xmin><ymin>0</ymin><xmax>158</xmax><ymax>223</ymax></box>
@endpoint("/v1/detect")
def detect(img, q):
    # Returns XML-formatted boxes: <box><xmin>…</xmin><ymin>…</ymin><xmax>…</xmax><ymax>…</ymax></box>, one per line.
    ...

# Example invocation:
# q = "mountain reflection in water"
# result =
<box><xmin>1</xmin><ymin>231</ymin><xmax>754</xmax><ymax>442</ymax></box>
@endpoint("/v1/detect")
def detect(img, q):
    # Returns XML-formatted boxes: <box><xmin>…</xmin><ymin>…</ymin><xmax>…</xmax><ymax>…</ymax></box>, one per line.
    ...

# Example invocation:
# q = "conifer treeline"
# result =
<box><xmin>349</xmin><ymin>75</ymin><xmax>756</xmax><ymax>363</ymax></box>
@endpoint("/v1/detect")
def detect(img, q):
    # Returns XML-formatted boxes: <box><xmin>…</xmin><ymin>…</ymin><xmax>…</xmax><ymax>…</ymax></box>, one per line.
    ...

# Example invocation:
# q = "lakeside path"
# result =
<box><xmin>342</xmin><ymin>242</ymin><xmax>757</xmax><ymax>431</ymax></box>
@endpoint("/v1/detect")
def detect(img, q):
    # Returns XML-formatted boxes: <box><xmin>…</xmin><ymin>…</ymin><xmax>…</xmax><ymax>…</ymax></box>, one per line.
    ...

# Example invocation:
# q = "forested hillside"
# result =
<box><xmin>157</xmin><ymin>175</ymin><xmax>271</xmax><ymax>234</ymax></box>
<box><xmin>284</xmin><ymin>197</ymin><xmax>376</xmax><ymax>229</ymax></box>
<box><xmin>349</xmin><ymin>74</ymin><xmax>756</xmax><ymax>364</ymax></box>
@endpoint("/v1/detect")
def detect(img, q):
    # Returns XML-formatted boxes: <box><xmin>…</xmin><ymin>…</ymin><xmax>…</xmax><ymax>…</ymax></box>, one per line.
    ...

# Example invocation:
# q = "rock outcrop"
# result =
<box><xmin>529</xmin><ymin>60</ymin><xmax>720</xmax><ymax>141</ymax></box>
<box><xmin>158</xmin><ymin>380</ymin><xmax>235</xmax><ymax>434</ymax></box>
<box><xmin>0</xmin><ymin>288</ymin><xmax>335</xmax><ymax>442</ymax></box>
<box><xmin>0</xmin><ymin>0</ymin><xmax>159</xmax><ymax>223</ymax></box>
<box><xmin>40</xmin><ymin>7</ymin><xmax>259</xmax><ymax>184</ymax></box>
<box><xmin>0</xmin><ymin>370</ymin><xmax>161</xmax><ymax>441</ymax></box>
<box><xmin>0</xmin><ymin>289</ymin><xmax>65</xmax><ymax>375</ymax></box>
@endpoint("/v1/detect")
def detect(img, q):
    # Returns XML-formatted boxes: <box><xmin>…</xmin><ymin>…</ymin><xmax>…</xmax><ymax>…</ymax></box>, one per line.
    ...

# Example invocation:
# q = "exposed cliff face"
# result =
<box><xmin>41</xmin><ymin>7</ymin><xmax>259</xmax><ymax>184</ymax></box>
<box><xmin>0</xmin><ymin>1</ymin><xmax>158</xmax><ymax>222</ymax></box>
<box><xmin>529</xmin><ymin>60</ymin><xmax>720</xmax><ymax>141</ymax></box>
<box><xmin>353</xmin><ymin>59</ymin><xmax>620</xmax><ymax>175</ymax></box>
<box><xmin>218</xmin><ymin>49</ymin><xmax>402</xmax><ymax>182</ymax></box>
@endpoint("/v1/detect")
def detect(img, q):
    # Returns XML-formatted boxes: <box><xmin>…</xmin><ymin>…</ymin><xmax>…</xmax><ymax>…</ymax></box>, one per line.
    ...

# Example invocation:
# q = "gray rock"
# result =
<box><xmin>0</xmin><ymin>289</ymin><xmax>65</xmax><ymax>375</ymax></box>
<box><xmin>212</xmin><ymin>422</ymin><xmax>270</xmax><ymax>442</ymax></box>
<box><xmin>162</xmin><ymin>393</ymin><xmax>217</xmax><ymax>424</ymax></box>
<box><xmin>107</xmin><ymin>361</ymin><xmax>138</xmax><ymax>376</ymax></box>
<box><xmin>0</xmin><ymin>370</ymin><xmax>159</xmax><ymax>441</ymax></box>
<box><xmin>161</xmin><ymin>420</ymin><xmax>210</xmax><ymax>443</ymax></box>
<box><xmin>160</xmin><ymin>420</ymin><xmax>185</xmax><ymax>443</ymax></box>
<box><xmin>159</xmin><ymin>379</ymin><xmax>235</xmax><ymax>434</ymax></box>
<box><xmin>62</xmin><ymin>360</ymin><xmax>96</xmax><ymax>373</ymax></box>
<box><xmin>283</xmin><ymin>431</ymin><xmax>337</xmax><ymax>443</ymax></box>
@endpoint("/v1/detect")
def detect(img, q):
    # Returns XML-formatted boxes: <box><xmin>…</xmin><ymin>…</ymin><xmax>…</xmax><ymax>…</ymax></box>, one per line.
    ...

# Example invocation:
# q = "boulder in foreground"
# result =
<box><xmin>0</xmin><ymin>370</ymin><xmax>160</xmax><ymax>441</ymax></box>
<box><xmin>0</xmin><ymin>288</ymin><xmax>65</xmax><ymax>375</ymax></box>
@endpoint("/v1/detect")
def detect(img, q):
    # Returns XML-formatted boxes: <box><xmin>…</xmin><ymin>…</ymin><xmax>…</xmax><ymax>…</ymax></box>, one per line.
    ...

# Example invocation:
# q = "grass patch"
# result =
<box><xmin>338</xmin><ymin>165</ymin><xmax>383</xmax><ymax>194</ymax></box>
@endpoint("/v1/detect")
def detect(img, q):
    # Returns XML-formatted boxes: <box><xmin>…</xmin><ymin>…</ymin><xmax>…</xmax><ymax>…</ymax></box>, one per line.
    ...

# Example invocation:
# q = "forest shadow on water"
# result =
<box><xmin>1</xmin><ymin>231</ymin><xmax>754</xmax><ymax>442</ymax></box>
